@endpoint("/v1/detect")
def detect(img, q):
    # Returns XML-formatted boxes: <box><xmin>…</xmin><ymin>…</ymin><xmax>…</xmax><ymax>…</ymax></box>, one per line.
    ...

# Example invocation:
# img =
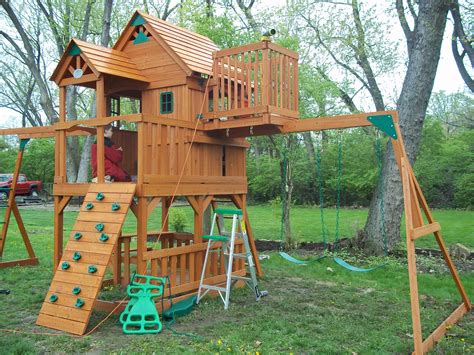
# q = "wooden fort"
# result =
<box><xmin>0</xmin><ymin>10</ymin><xmax>470</xmax><ymax>353</ymax></box>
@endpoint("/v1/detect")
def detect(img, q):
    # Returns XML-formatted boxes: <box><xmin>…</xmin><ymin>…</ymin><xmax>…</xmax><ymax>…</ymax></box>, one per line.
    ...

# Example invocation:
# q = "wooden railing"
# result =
<box><xmin>206</xmin><ymin>41</ymin><xmax>299</xmax><ymax>119</ymax></box>
<box><xmin>143</xmin><ymin>238</ymin><xmax>246</xmax><ymax>297</ymax></box>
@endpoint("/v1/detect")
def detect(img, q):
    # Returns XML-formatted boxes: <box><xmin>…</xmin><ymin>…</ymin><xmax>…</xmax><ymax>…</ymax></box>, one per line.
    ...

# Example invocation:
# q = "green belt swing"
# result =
<box><xmin>278</xmin><ymin>136</ymin><xmax>326</xmax><ymax>265</ymax></box>
<box><xmin>330</xmin><ymin>132</ymin><xmax>387</xmax><ymax>272</ymax></box>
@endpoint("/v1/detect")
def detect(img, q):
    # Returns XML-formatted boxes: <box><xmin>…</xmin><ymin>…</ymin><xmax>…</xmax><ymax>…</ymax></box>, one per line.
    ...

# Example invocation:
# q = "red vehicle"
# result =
<box><xmin>0</xmin><ymin>174</ymin><xmax>43</xmax><ymax>200</ymax></box>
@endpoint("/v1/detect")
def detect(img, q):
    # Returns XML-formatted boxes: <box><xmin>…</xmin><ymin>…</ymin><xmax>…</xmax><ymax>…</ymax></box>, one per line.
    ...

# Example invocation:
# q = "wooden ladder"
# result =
<box><xmin>36</xmin><ymin>183</ymin><xmax>136</xmax><ymax>335</ymax></box>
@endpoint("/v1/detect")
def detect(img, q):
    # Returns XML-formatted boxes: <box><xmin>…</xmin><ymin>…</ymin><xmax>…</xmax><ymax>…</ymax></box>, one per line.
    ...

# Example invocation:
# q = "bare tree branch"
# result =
<box><xmin>450</xmin><ymin>0</ymin><xmax>474</xmax><ymax>67</ymax></box>
<box><xmin>396</xmin><ymin>0</ymin><xmax>414</xmax><ymax>56</ymax></box>
<box><xmin>451</xmin><ymin>30</ymin><xmax>474</xmax><ymax>92</ymax></box>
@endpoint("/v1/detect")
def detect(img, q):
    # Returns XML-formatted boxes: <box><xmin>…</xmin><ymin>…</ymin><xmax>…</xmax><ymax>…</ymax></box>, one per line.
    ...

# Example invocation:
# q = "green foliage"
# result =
<box><xmin>0</xmin><ymin>138</ymin><xmax>16</xmax><ymax>173</ymax></box>
<box><xmin>170</xmin><ymin>208</ymin><xmax>188</xmax><ymax>232</ymax></box>
<box><xmin>21</xmin><ymin>139</ymin><xmax>55</xmax><ymax>183</ymax></box>
<box><xmin>415</xmin><ymin>120</ymin><xmax>473</xmax><ymax>209</ymax></box>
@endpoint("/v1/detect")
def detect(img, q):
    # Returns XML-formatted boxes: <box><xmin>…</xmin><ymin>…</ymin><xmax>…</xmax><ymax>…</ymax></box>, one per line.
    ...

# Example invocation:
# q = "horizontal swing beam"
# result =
<box><xmin>281</xmin><ymin>110</ymin><xmax>398</xmax><ymax>133</ymax></box>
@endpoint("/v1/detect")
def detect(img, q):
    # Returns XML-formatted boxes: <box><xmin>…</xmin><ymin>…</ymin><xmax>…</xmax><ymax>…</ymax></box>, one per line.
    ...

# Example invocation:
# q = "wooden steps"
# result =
<box><xmin>36</xmin><ymin>183</ymin><xmax>136</xmax><ymax>335</ymax></box>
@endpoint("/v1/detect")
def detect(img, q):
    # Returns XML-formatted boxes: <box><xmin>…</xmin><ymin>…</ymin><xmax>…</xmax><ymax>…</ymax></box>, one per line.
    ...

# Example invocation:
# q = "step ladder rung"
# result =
<box><xmin>226</xmin><ymin>253</ymin><xmax>249</xmax><ymax>259</ymax></box>
<box><xmin>200</xmin><ymin>284</ymin><xmax>227</xmax><ymax>292</ymax></box>
<box><xmin>231</xmin><ymin>275</ymin><xmax>251</xmax><ymax>282</ymax></box>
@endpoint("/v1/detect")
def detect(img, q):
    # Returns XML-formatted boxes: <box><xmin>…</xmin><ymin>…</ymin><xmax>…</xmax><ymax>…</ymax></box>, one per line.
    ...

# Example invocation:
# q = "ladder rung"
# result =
<box><xmin>231</xmin><ymin>275</ymin><xmax>250</xmax><ymax>281</ymax></box>
<box><xmin>200</xmin><ymin>284</ymin><xmax>226</xmax><ymax>292</ymax></box>
<box><xmin>202</xmin><ymin>235</ymin><xmax>228</xmax><ymax>242</ymax></box>
<box><xmin>228</xmin><ymin>253</ymin><xmax>250</xmax><ymax>259</ymax></box>
<box><xmin>215</xmin><ymin>208</ymin><xmax>243</xmax><ymax>216</ymax></box>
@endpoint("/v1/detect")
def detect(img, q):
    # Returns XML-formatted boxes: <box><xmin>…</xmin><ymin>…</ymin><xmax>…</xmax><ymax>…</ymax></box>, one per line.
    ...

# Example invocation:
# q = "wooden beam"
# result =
<box><xmin>411</xmin><ymin>222</ymin><xmax>441</xmax><ymax>240</ymax></box>
<box><xmin>53</xmin><ymin>196</ymin><xmax>64</xmax><ymax>269</ymax></box>
<box><xmin>401</xmin><ymin>158</ymin><xmax>423</xmax><ymax>354</ymax></box>
<box><xmin>282</xmin><ymin>110</ymin><xmax>398</xmax><ymax>133</ymax></box>
<box><xmin>136</xmin><ymin>197</ymin><xmax>148</xmax><ymax>274</ymax></box>
<box><xmin>59</xmin><ymin>73</ymin><xmax>98</xmax><ymax>87</ymax></box>
<box><xmin>0</xmin><ymin>258</ymin><xmax>38</xmax><ymax>268</ymax></box>
<box><xmin>186</xmin><ymin>135</ymin><xmax>250</xmax><ymax>148</ymax></box>
<box><xmin>420</xmin><ymin>303</ymin><xmax>469</xmax><ymax>354</ymax></box>
<box><xmin>96</xmin><ymin>77</ymin><xmax>106</xmax><ymax>183</ymax></box>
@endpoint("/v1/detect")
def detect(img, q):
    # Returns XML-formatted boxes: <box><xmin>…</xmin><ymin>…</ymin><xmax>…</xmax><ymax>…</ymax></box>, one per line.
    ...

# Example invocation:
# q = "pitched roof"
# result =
<box><xmin>51</xmin><ymin>39</ymin><xmax>150</xmax><ymax>84</ymax></box>
<box><xmin>114</xmin><ymin>11</ymin><xmax>219</xmax><ymax>76</ymax></box>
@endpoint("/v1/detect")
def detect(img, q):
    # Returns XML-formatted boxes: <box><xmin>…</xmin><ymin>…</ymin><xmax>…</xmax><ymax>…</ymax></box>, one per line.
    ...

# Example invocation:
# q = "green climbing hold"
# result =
<box><xmin>96</xmin><ymin>192</ymin><xmax>104</xmax><ymax>201</ymax></box>
<box><xmin>61</xmin><ymin>261</ymin><xmax>70</xmax><ymax>270</ymax></box>
<box><xmin>111</xmin><ymin>203</ymin><xmax>120</xmax><ymax>211</ymax></box>
<box><xmin>72</xmin><ymin>287</ymin><xmax>81</xmax><ymax>295</ymax></box>
<box><xmin>86</xmin><ymin>203</ymin><xmax>94</xmax><ymax>210</ymax></box>
<box><xmin>75</xmin><ymin>298</ymin><xmax>85</xmax><ymax>308</ymax></box>
<box><xmin>95</xmin><ymin>223</ymin><xmax>104</xmax><ymax>232</ymax></box>
<box><xmin>88</xmin><ymin>265</ymin><xmax>97</xmax><ymax>274</ymax></box>
<box><xmin>74</xmin><ymin>232</ymin><xmax>82</xmax><ymax>240</ymax></box>
<box><xmin>72</xmin><ymin>252</ymin><xmax>81</xmax><ymax>261</ymax></box>
<box><xmin>49</xmin><ymin>294</ymin><xmax>58</xmax><ymax>303</ymax></box>
<box><xmin>99</xmin><ymin>233</ymin><xmax>109</xmax><ymax>242</ymax></box>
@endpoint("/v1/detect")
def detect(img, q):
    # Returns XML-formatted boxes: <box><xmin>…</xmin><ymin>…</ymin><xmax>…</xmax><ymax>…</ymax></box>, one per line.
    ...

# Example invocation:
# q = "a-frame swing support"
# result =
<box><xmin>0</xmin><ymin>139</ymin><xmax>38</xmax><ymax>268</ymax></box>
<box><xmin>281</xmin><ymin>110</ymin><xmax>471</xmax><ymax>354</ymax></box>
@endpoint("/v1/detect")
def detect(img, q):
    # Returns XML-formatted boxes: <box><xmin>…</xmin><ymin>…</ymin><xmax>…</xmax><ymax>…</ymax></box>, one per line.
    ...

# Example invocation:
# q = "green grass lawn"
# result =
<box><xmin>0</xmin><ymin>205</ymin><xmax>473</xmax><ymax>353</ymax></box>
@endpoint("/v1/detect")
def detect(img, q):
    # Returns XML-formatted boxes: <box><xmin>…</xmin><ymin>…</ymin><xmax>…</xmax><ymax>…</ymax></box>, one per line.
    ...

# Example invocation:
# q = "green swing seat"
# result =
<box><xmin>333</xmin><ymin>256</ymin><xmax>385</xmax><ymax>272</ymax></box>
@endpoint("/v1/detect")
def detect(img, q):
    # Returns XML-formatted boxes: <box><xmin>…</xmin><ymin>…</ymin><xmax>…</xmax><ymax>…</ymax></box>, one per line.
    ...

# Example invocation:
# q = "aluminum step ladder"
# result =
<box><xmin>196</xmin><ymin>208</ymin><xmax>268</xmax><ymax>310</ymax></box>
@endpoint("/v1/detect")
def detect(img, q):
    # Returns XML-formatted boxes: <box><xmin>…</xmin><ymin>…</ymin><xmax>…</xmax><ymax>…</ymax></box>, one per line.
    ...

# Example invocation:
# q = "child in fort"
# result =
<box><xmin>91</xmin><ymin>125</ymin><xmax>131</xmax><ymax>182</ymax></box>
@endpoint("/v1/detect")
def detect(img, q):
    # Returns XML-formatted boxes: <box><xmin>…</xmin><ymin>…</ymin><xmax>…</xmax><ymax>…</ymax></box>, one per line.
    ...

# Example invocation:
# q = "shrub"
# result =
<box><xmin>170</xmin><ymin>209</ymin><xmax>188</xmax><ymax>232</ymax></box>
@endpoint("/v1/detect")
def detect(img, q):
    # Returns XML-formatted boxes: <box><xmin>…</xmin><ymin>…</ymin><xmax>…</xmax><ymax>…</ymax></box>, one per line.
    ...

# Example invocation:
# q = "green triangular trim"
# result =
<box><xmin>367</xmin><ymin>114</ymin><xmax>398</xmax><ymax>140</ymax></box>
<box><xmin>133</xmin><ymin>30</ymin><xmax>149</xmax><ymax>45</ymax></box>
<box><xmin>132</xmin><ymin>14</ymin><xmax>146</xmax><ymax>26</ymax></box>
<box><xmin>69</xmin><ymin>44</ymin><xmax>81</xmax><ymax>56</ymax></box>
<box><xmin>19</xmin><ymin>138</ymin><xmax>30</xmax><ymax>151</ymax></box>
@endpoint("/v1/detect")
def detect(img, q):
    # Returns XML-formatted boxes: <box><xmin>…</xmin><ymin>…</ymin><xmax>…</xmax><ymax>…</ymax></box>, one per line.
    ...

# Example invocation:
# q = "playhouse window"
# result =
<box><xmin>160</xmin><ymin>92</ymin><xmax>173</xmax><ymax>114</ymax></box>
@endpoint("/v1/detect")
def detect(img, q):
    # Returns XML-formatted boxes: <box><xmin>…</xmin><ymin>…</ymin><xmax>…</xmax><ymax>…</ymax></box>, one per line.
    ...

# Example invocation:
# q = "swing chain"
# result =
<box><xmin>316</xmin><ymin>133</ymin><xmax>327</xmax><ymax>248</ymax></box>
<box><xmin>334</xmin><ymin>132</ymin><xmax>343</xmax><ymax>251</ymax></box>
<box><xmin>279</xmin><ymin>137</ymin><xmax>290</xmax><ymax>251</ymax></box>
<box><xmin>375</xmin><ymin>133</ymin><xmax>388</xmax><ymax>255</ymax></box>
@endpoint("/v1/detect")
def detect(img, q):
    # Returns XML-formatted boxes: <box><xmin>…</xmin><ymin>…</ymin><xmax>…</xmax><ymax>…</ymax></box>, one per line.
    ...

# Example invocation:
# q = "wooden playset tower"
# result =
<box><xmin>32</xmin><ymin>10</ymin><xmax>299</xmax><ymax>335</ymax></box>
<box><xmin>0</xmin><ymin>11</ymin><xmax>470</xmax><ymax>353</ymax></box>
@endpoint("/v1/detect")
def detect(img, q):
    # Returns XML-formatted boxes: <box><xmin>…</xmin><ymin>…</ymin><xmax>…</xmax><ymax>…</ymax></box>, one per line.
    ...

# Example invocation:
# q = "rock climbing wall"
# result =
<box><xmin>36</xmin><ymin>183</ymin><xmax>136</xmax><ymax>335</ymax></box>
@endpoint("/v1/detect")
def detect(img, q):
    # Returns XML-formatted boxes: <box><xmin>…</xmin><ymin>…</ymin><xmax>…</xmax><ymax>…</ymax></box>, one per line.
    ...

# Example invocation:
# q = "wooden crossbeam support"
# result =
<box><xmin>420</xmin><ymin>303</ymin><xmax>469</xmax><ymax>354</ymax></box>
<box><xmin>391</xmin><ymin>116</ymin><xmax>471</xmax><ymax>354</ymax></box>
<box><xmin>281</xmin><ymin>110</ymin><xmax>397</xmax><ymax>133</ymax></box>
<box><xmin>0</xmin><ymin>139</ymin><xmax>38</xmax><ymax>268</ymax></box>
<box><xmin>411</xmin><ymin>222</ymin><xmax>441</xmax><ymax>240</ymax></box>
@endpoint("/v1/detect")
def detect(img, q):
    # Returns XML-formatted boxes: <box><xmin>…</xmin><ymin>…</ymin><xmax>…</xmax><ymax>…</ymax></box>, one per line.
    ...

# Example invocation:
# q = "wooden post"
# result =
<box><xmin>261</xmin><ymin>42</ymin><xmax>270</xmax><ymax>107</ymax></box>
<box><xmin>162</xmin><ymin>197</ymin><xmax>170</xmax><ymax>232</ymax></box>
<box><xmin>136</xmin><ymin>197</ymin><xmax>148</xmax><ymax>274</ymax></box>
<box><xmin>96</xmin><ymin>77</ymin><xmax>106</xmax><ymax>183</ymax></box>
<box><xmin>401</xmin><ymin>158</ymin><xmax>423</xmax><ymax>354</ymax></box>
<box><xmin>53</xmin><ymin>196</ymin><xmax>70</xmax><ymax>269</ymax></box>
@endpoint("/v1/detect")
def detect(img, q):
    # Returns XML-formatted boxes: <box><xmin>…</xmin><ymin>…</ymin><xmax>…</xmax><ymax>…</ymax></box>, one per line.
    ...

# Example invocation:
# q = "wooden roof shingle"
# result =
<box><xmin>51</xmin><ymin>39</ymin><xmax>150</xmax><ymax>84</ymax></box>
<box><xmin>114</xmin><ymin>11</ymin><xmax>219</xmax><ymax>76</ymax></box>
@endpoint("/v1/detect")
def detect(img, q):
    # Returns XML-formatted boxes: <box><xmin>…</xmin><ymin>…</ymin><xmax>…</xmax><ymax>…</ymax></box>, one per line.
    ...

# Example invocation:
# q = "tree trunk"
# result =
<box><xmin>362</xmin><ymin>0</ymin><xmax>450</xmax><ymax>253</ymax></box>
<box><xmin>280</xmin><ymin>136</ymin><xmax>294</xmax><ymax>248</ymax></box>
<box><xmin>302</xmin><ymin>131</ymin><xmax>317</xmax><ymax>202</ymax></box>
